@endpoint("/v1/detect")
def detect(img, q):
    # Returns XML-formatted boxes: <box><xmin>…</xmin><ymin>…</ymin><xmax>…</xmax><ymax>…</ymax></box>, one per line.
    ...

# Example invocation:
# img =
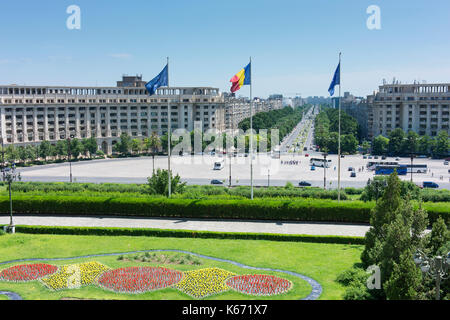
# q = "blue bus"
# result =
<box><xmin>375</xmin><ymin>165</ymin><xmax>408</xmax><ymax>175</ymax></box>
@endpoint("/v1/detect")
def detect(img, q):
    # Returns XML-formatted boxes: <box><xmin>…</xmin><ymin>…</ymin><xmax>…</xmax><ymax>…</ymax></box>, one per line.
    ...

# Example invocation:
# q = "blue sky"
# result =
<box><xmin>1</xmin><ymin>0</ymin><xmax>449</xmax><ymax>98</ymax></box>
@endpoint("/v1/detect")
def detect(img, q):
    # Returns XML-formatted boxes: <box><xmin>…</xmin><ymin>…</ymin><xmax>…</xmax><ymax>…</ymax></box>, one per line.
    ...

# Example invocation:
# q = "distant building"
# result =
<box><xmin>367</xmin><ymin>82</ymin><xmax>450</xmax><ymax>140</ymax></box>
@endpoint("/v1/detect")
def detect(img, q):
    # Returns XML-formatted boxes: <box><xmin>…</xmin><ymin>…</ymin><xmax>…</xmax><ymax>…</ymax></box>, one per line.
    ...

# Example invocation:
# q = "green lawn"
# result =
<box><xmin>0</xmin><ymin>233</ymin><xmax>363</xmax><ymax>300</ymax></box>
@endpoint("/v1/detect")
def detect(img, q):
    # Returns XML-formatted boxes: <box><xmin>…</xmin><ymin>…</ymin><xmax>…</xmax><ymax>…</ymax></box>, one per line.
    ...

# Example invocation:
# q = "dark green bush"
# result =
<box><xmin>0</xmin><ymin>195</ymin><xmax>372</xmax><ymax>223</ymax></box>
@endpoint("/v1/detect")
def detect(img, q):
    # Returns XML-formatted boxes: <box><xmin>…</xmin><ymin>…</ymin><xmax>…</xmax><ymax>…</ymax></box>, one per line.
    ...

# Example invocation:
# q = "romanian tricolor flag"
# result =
<box><xmin>230</xmin><ymin>62</ymin><xmax>251</xmax><ymax>93</ymax></box>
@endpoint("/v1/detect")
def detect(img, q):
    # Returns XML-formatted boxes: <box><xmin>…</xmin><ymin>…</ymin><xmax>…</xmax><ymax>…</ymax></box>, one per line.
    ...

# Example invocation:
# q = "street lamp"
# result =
<box><xmin>323</xmin><ymin>152</ymin><xmax>328</xmax><ymax>190</ymax></box>
<box><xmin>414</xmin><ymin>249</ymin><xmax>450</xmax><ymax>300</ymax></box>
<box><xmin>3</xmin><ymin>164</ymin><xmax>19</xmax><ymax>233</ymax></box>
<box><xmin>410</xmin><ymin>153</ymin><xmax>415</xmax><ymax>183</ymax></box>
<box><xmin>66</xmin><ymin>134</ymin><xmax>75</xmax><ymax>183</ymax></box>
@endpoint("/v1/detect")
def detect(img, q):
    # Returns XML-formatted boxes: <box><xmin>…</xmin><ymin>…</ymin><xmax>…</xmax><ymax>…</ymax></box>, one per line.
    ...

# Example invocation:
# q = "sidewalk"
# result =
<box><xmin>0</xmin><ymin>215</ymin><xmax>370</xmax><ymax>237</ymax></box>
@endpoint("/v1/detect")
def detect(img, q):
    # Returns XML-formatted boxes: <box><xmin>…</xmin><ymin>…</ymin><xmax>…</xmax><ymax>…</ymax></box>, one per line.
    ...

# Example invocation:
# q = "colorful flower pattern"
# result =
<box><xmin>40</xmin><ymin>261</ymin><xmax>109</xmax><ymax>290</ymax></box>
<box><xmin>226</xmin><ymin>274</ymin><xmax>292</xmax><ymax>296</ymax></box>
<box><xmin>1</xmin><ymin>261</ymin><xmax>293</xmax><ymax>298</ymax></box>
<box><xmin>0</xmin><ymin>264</ymin><xmax>58</xmax><ymax>282</ymax></box>
<box><xmin>97</xmin><ymin>267</ymin><xmax>183</xmax><ymax>293</ymax></box>
<box><xmin>175</xmin><ymin>267</ymin><xmax>236</xmax><ymax>298</ymax></box>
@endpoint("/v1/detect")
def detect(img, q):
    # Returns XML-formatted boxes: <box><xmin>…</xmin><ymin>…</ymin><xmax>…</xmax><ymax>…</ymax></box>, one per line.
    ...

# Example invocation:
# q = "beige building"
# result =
<box><xmin>367</xmin><ymin>82</ymin><xmax>450</xmax><ymax>140</ymax></box>
<box><xmin>0</xmin><ymin>76</ymin><xmax>226</xmax><ymax>154</ymax></box>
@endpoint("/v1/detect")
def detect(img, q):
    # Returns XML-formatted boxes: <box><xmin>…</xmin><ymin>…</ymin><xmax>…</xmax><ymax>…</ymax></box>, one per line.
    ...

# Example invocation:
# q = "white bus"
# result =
<box><xmin>213</xmin><ymin>159</ymin><xmax>225</xmax><ymax>170</ymax></box>
<box><xmin>405</xmin><ymin>164</ymin><xmax>427</xmax><ymax>173</ymax></box>
<box><xmin>367</xmin><ymin>161</ymin><xmax>398</xmax><ymax>171</ymax></box>
<box><xmin>310</xmin><ymin>158</ymin><xmax>332</xmax><ymax>168</ymax></box>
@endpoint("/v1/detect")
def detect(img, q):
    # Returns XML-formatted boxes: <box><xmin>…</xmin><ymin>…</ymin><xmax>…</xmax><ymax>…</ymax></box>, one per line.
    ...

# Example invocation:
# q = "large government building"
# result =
<box><xmin>367</xmin><ymin>82</ymin><xmax>450</xmax><ymax>140</ymax></box>
<box><xmin>0</xmin><ymin>75</ymin><xmax>283</xmax><ymax>154</ymax></box>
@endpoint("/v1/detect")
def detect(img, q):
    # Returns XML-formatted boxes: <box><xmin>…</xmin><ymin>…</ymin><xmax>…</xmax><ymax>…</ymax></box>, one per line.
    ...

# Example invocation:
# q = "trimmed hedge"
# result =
<box><xmin>0</xmin><ymin>195</ymin><xmax>447</xmax><ymax>224</ymax></box>
<box><xmin>0</xmin><ymin>195</ymin><xmax>373</xmax><ymax>223</ymax></box>
<box><xmin>6</xmin><ymin>225</ymin><xmax>365</xmax><ymax>245</ymax></box>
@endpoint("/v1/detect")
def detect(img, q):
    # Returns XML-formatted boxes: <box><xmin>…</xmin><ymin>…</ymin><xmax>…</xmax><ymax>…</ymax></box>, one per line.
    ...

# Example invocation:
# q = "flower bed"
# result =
<box><xmin>0</xmin><ymin>264</ymin><xmax>58</xmax><ymax>282</ymax></box>
<box><xmin>97</xmin><ymin>267</ymin><xmax>184</xmax><ymax>293</ymax></box>
<box><xmin>226</xmin><ymin>274</ymin><xmax>292</xmax><ymax>296</ymax></box>
<box><xmin>175</xmin><ymin>267</ymin><xmax>235</xmax><ymax>298</ymax></box>
<box><xmin>41</xmin><ymin>261</ymin><xmax>109</xmax><ymax>290</ymax></box>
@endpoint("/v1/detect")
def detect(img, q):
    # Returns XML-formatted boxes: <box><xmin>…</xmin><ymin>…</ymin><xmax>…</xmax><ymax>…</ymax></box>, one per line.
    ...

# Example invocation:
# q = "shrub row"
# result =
<box><xmin>6</xmin><ymin>225</ymin><xmax>365</xmax><ymax>245</ymax></box>
<box><xmin>0</xmin><ymin>195</ymin><xmax>447</xmax><ymax>224</ymax></box>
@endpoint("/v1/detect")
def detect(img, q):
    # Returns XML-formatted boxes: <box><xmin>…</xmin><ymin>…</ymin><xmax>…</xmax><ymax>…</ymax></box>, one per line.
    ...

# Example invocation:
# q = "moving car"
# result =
<box><xmin>422</xmin><ymin>181</ymin><xmax>439</xmax><ymax>188</ymax></box>
<box><xmin>298</xmin><ymin>181</ymin><xmax>312</xmax><ymax>187</ymax></box>
<box><xmin>210</xmin><ymin>180</ymin><xmax>223</xmax><ymax>185</ymax></box>
<box><xmin>305</xmin><ymin>154</ymin><xmax>309</xmax><ymax>157</ymax></box>
<box><xmin>350</xmin><ymin>172</ymin><xmax>356</xmax><ymax>178</ymax></box>
<box><xmin>444</xmin><ymin>161</ymin><xmax>449</xmax><ymax>165</ymax></box>
<box><xmin>348</xmin><ymin>167</ymin><xmax>354</xmax><ymax>171</ymax></box>
<box><xmin>310</xmin><ymin>165</ymin><xmax>316</xmax><ymax>171</ymax></box>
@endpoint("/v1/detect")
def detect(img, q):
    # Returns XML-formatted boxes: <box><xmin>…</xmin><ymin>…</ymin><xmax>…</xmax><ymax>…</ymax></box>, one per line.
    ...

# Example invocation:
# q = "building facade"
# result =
<box><xmin>340</xmin><ymin>92</ymin><xmax>368</xmax><ymax>139</ymax></box>
<box><xmin>223</xmin><ymin>95</ymin><xmax>283</xmax><ymax>130</ymax></box>
<box><xmin>367</xmin><ymin>83</ymin><xmax>450</xmax><ymax>140</ymax></box>
<box><xmin>0</xmin><ymin>76</ymin><xmax>226</xmax><ymax>154</ymax></box>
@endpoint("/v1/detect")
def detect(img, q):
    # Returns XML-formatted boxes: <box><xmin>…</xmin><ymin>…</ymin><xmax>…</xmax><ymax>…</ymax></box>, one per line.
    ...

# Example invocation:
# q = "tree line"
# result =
<box><xmin>372</xmin><ymin>128</ymin><xmax>449</xmax><ymax>158</ymax></box>
<box><xmin>314</xmin><ymin>107</ymin><xmax>360</xmax><ymax>154</ymax></box>
<box><xmin>1</xmin><ymin>137</ymin><xmax>100</xmax><ymax>165</ymax></box>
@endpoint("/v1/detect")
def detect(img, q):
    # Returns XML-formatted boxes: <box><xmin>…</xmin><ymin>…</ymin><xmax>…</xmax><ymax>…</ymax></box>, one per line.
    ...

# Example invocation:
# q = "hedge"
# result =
<box><xmin>4</xmin><ymin>225</ymin><xmax>365</xmax><ymax>245</ymax></box>
<box><xmin>0</xmin><ymin>195</ymin><xmax>373</xmax><ymax>223</ymax></box>
<box><xmin>0</xmin><ymin>195</ymin><xmax>447</xmax><ymax>224</ymax></box>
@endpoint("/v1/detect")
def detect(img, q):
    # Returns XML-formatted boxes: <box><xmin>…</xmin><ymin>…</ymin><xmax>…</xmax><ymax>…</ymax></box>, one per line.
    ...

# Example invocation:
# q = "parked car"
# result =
<box><xmin>368</xmin><ymin>156</ymin><xmax>373</xmax><ymax>159</ymax></box>
<box><xmin>444</xmin><ymin>161</ymin><xmax>449</xmax><ymax>165</ymax></box>
<box><xmin>350</xmin><ymin>172</ymin><xmax>356</xmax><ymax>178</ymax></box>
<box><xmin>374</xmin><ymin>156</ymin><xmax>379</xmax><ymax>159</ymax></box>
<box><xmin>381</xmin><ymin>156</ymin><xmax>386</xmax><ymax>160</ymax></box>
<box><xmin>210</xmin><ymin>180</ymin><xmax>223</xmax><ymax>185</ymax></box>
<box><xmin>363</xmin><ymin>155</ymin><xmax>367</xmax><ymax>159</ymax></box>
<box><xmin>298</xmin><ymin>181</ymin><xmax>312</xmax><ymax>187</ymax></box>
<box><xmin>423</xmin><ymin>181</ymin><xmax>439</xmax><ymax>188</ymax></box>
<box><xmin>341</xmin><ymin>155</ymin><xmax>345</xmax><ymax>158</ymax></box>
<box><xmin>395</xmin><ymin>157</ymin><xmax>400</xmax><ymax>161</ymax></box>
<box><xmin>310</xmin><ymin>165</ymin><xmax>316</xmax><ymax>171</ymax></box>
<box><xmin>418</xmin><ymin>155</ymin><xmax>427</xmax><ymax>158</ymax></box>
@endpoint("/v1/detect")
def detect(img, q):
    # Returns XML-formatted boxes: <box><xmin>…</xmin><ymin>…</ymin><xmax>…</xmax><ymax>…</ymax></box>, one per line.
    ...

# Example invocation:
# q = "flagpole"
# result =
<box><xmin>338</xmin><ymin>52</ymin><xmax>341</xmax><ymax>203</ymax></box>
<box><xmin>249</xmin><ymin>56</ymin><xmax>253</xmax><ymax>200</ymax></box>
<box><xmin>167</xmin><ymin>56</ymin><xmax>171</xmax><ymax>198</ymax></box>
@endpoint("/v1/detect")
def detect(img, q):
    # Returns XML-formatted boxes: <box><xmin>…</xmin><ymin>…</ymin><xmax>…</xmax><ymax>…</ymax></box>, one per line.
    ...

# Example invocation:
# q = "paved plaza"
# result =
<box><xmin>16</xmin><ymin>153</ymin><xmax>450</xmax><ymax>189</ymax></box>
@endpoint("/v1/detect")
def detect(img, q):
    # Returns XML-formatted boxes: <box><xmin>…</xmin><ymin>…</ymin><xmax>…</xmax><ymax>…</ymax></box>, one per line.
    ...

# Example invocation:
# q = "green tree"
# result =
<box><xmin>115</xmin><ymin>133</ymin><xmax>132</xmax><ymax>155</ymax></box>
<box><xmin>427</xmin><ymin>217</ymin><xmax>450</xmax><ymax>255</ymax></box>
<box><xmin>145</xmin><ymin>132</ymin><xmax>162</xmax><ymax>174</ymax></box>
<box><xmin>418</xmin><ymin>135</ymin><xmax>432</xmax><ymax>156</ymax></box>
<box><xmin>402</xmin><ymin>131</ymin><xmax>419</xmax><ymax>155</ymax></box>
<box><xmin>388</xmin><ymin>128</ymin><xmax>405</xmax><ymax>156</ymax></box>
<box><xmin>361</xmin><ymin>171</ymin><xmax>428</xmax><ymax>300</ymax></box>
<box><xmin>341</xmin><ymin>134</ymin><xmax>358</xmax><ymax>154</ymax></box>
<box><xmin>372</xmin><ymin>135</ymin><xmax>389</xmax><ymax>155</ymax></box>
<box><xmin>131</xmin><ymin>139</ymin><xmax>142</xmax><ymax>154</ymax></box>
<box><xmin>82</xmin><ymin>137</ymin><xmax>98</xmax><ymax>158</ymax></box>
<box><xmin>55</xmin><ymin>140</ymin><xmax>68</xmax><ymax>159</ymax></box>
<box><xmin>433</xmin><ymin>131</ymin><xmax>449</xmax><ymax>158</ymax></box>
<box><xmin>361</xmin><ymin>140</ymin><xmax>371</xmax><ymax>154</ymax></box>
<box><xmin>146</xmin><ymin>169</ymin><xmax>186</xmax><ymax>196</ymax></box>
<box><xmin>39</xmin><ymin>140</ymin><xmax>51</xmax><ymax>161</ymax></box>
<box><xmin>69</xmin><ymin>138</ymin><xmax>83</xmax><ymax>159</ymax></box>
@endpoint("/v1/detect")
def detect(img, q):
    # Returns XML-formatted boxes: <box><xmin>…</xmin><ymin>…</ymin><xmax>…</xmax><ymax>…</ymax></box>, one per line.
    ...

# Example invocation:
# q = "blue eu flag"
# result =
<box><xmin>328</xmin><ymin>62</ymin><xmax>340</xmax><ymax>96</ymax></box>
<box><xmin>145</xmin><ymin>64</ymin><xmax>168</xmax><ymax>96</ymax></box>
